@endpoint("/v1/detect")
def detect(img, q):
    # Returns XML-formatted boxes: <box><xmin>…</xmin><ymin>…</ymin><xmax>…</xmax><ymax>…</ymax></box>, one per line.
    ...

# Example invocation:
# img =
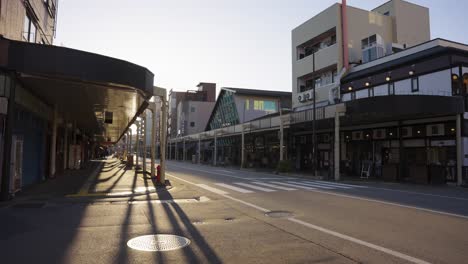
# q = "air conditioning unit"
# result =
<box><xmin>298</xmin><ymin>95</ymin><xmax>305</xmax><ymax>102</ymax></box>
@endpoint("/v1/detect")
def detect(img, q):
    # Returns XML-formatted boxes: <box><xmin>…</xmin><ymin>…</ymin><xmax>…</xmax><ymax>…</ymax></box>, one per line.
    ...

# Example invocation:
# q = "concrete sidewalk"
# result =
<box><xmin>0</xmin><ymin>158</ymin><xmax>357</xmax><ymax>264</ymax></box>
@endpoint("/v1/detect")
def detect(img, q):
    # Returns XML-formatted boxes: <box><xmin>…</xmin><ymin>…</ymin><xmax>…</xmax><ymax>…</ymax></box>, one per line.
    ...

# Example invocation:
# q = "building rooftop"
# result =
<box><xmin>343</xmin><ymin>38</ymin><xmax>468</xmax><ymax>82</ymax></box>
<box><xmin>222</xmin><ymin>87</ymin><xmax>291</xmax><ymax>97</ymax></box>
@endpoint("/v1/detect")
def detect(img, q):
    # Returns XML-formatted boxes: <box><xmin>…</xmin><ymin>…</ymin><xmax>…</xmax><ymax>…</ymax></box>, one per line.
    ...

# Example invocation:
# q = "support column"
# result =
<box><xmin>50</xmin><ymin>106</ymin><xmax>58</xmax><ymax>178</ymax></box>
<box><xmin>175</xmin><ymin>140</ymin><xmax>178</xmax><ymax>161</ymax></box>
<box><xmin>198</xmin><ymin>136</ymin><xmax>201</xmax><ymax>164</ymax></box>
<box><xmin>159</xmin><ymin>97</ymin><xmax>167</xmax><ymax>184</ymax></box>
<box><xmin>334</xmin><ymin>111</ymin><xmax>340</xmax><ymax>181</ymax></box>
<box><xmin>214</xmin><ymin>133</ymin><xmax>217</xmax><ymax>166</ymax></box>
<box><xmin>151</xmin><ymin>105</ymin><xmax>157</xmax><ymax>178</ymax></box>
<box><xmin>142</xmin><ymin>113</ymin><xmax>147</xmax><ymax>173</ymax></box>
<box><xmin>63</xmin><ymin>122</ymin><xmax>68</xmax><ymax>170</ymax></box>
<box><xmin>169</xmin><ymin>140</ymin><xmax>172</xmax><ymax>160</ymax></box>
<box><xmin>183</xmin><ymin>138</ymin><xmax>186</xmax><ymax>162</ymax></box>
<box><xmin>280</xmin><ymin>115</ymin><xmax>284</xmax><ymax>162</ymax></box>
<box><xmin>457</xmin><ymin>114</ymin><xmax>463</xmax><ymax>186</ymax></box>
<box><xmin>135</xmin><ymin>119</ymin><xmax>140</xmax><ymax>168</ymax></box>
<box><xmin>241</xmin><ymin>127</ymin><xmax>245</xmax><ymax>168</ymax></box>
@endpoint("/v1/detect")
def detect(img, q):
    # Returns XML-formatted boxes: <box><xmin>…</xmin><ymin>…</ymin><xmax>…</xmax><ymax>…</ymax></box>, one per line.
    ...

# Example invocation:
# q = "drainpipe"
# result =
<box><xmin>341</xmin><ymin>0</ymin><xmax>349</xmax><ymax>70</ymax></box>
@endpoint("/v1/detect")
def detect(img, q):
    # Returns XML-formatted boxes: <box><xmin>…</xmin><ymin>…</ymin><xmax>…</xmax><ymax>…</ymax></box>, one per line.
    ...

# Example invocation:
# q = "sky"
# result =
<box><xmin>55</xmin><ymin>0</ymin><xmax>468</xmax><ymax>95</ymax></box>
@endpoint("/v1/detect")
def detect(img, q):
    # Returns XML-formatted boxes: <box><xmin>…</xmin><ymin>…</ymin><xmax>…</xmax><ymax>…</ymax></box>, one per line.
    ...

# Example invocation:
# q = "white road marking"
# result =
<box><xmin>168</xmin><ymin>172</ymin><xmax>433</xmax><ymax>264</ymax></box>
<box><xmin>215</xmin><ymin>183</ymin><xmax>254</xmax><ymax>193</ymax></box>
<box><xmin>310</xmin><ymin>189</ymin><xmax>468</xmax><ymax>220</ymax></box>
<box><xmin>196</xmin><ymin>184</ymin><xmax>229</xmax><ymax>195</ymax></box>
<box><xmin>234</xmin><ymin>182</ymin><xmax>276</xmax><ymax>192</ymax></box>
<box><xmin>288</xmin><ymin>218</ymin><xmax>431</xmax><ymax>264</ymax></box>
<box><xmin>316</xmin><ymin>181</ymin><xmax>369</xmax><ymax>188</ymax></box>
<box><xmin>271</xmin><ymin>181</ymin><xmax>317</xmax><ymax>190</ymax></box>
<box><xmin>169</xmin><ymin>162</ymin><xmax>468</xmax><ymax>201</ymax></box>
<box><xmin>289</xmin><ymin>181</ymin><xmax>336</xmax><ymax>190</ymax></box>
<box><xmin>302</xmin><ymin>181</ymin><xmax>352</xmax><ymax>189</ymax></box>
<box><xmin>251</xmin><ymin>181</ymin><xmax>297</xmax><ymax>191</ymax></box>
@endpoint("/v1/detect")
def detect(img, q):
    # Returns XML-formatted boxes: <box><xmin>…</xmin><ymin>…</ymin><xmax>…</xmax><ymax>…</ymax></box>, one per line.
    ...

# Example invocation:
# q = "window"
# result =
<box><xmin>411</xmin><ymin>77</ymin><xmax>419</xmax><ymax>92</ymax></box>
<box><xmin>351</xmin><ymin>92</ymin><xmax>356</xmax><ymax>100</ymax></box>
<box><xmin>23</xmin><ymin>15</ymin><xmax>36</xmax><ymax>43</ymax></box>
<box><xmin>254</xmin><ymin>100</ymin><xmax>264</xmax><ymax>110</ymax></box>
<box><xmin>369</xmin><ymin>88</ymin><xmax>374</xmax><ymax>97</ymax></box>
<box><xmin>383</xmin><ymin>11</ymin><xmax>390</xmax><ymax>16</ymax></box>
<box><xmin>332</xmin><ymin>70</ymin><xmax>337</xmax><ymax>83</ymax></box>
<box><xmin>388</xmin><ymin>82</ymin><xmax>395</xmax><ymax>95</ymax></box>
<box><xmin>190</xmin><ymin>107</ymin><xmax>195</xmax><ymax>112</ymax></box>
<box><xmin>245</xmin><ymin>100</ymin><xmax>250</xmax><ymax>110</ymax></box>
<box><xmin>314</xmin><ymin>77</ymin><xmax>322</xmax><ymax>88</ymax></box>
<box><xmin>431</xmin><ymin>125</ymin><xmax>439</xmax><ymax>135</ymax></box>
<box><xmin>190</xmin><ymin>122</ymin><xmax>195</xmax><ymax>127</ymax></box>
<box><xmin>253</xmin><ymin>100</ymin><xmax>276</xmax><ymax>112</ymax></box>
<box><xmin>464</xmin><ymin>73</ymin><xmax>468</xmax><ymax>94</ymax></box>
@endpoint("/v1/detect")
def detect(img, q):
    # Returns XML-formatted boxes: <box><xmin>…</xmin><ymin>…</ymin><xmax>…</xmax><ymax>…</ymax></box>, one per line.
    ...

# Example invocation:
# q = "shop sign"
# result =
<box><xmin>430</xmin><ymin>140</ymin><xmax>455</xmax><ymax>147</ymax></box>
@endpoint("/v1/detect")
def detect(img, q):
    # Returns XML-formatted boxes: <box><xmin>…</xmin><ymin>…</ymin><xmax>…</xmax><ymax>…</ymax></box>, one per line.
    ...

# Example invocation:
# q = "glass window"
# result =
<box><xmin>452</xmin><ymin>74</ymin><xmax>461</xmax><ymax>95</ymax></box>
<box><xmin>23</xmin><ymin>15</ymin><xmax>30</xmax><ymax>41</ymax></box>
<box><xmin>190</xmin><ymin>122</ymin><xmax>195</xmax><ymax>127</ymax></box>
<box><xmin>388</xmin><ymin>82</ymin><xmax>395</xmax><ymax>95</ymax></box>
<box><xmin>314</xmin><ymin>77</ymin><xmax>322</xmax><ymax>88</ymax></box>
<box><xmin>374</xmin><ymin>85</ymin><xmax>387</xmax><ymax>96</ymax></box>
<box><xmin>190</xmin><ymin>106</ymin><xmax>195</xmax><ymax>112</ymax></box>
<box><xmin>23</xmin><ymin>15</ymin><xmax>36</xmax><ymax>43</ymax></box>
<box><xmin>245</xmin><ymin>100</ymin><xmax>249</xmax><ymax>110</ymax></box>
<box><xmin>342</xmin><ymin>93</ymin><xmax>351</xmax><ymax>102</ymax></box>
<box><xmin>463</xmin><ymin>73</ymin><xmax>468</xmax><ymax>95</ymax></box>
<box><xmin>356</xmin><ymin>89</ymin><xmax>369</xmax><ymax>99</ymax></box>
<box><xmin>264</xmin><ymin>101</ymin><xmax>276</xmax><ymax>112</ymax></box>
<box><xmin>254</xmin><ymin>100</ymin><xmax>264</xmax><ymax>110</ymax></box>
<box><xmin>411</xmin><ymin>77</ymin><xmax>419</xmax><ymax>92</ymax></box>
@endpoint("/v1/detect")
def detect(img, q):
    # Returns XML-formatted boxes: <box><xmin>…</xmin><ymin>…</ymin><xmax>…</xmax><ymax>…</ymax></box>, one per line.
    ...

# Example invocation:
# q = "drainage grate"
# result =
<box><xmin>265</xmin><ymin>211</ymin><xmax>293</xmax><ymax>218</ymax></box>
<box><xmin>12</xmin><ymin>203</ymin><xmax>45</xmax><ymax>209</ymax></box>
<box><xmin>127</xmin><ymin>234</ymin><xmax>190</xmax><ymax>252</ymax></box>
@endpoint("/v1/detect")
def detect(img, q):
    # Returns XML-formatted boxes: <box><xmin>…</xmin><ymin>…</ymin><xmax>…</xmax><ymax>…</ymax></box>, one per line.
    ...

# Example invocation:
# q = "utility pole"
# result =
<box><xmin>312</xmin><ymin>86</ymin><xmax>318</xmax><ymax>177</ymax></box>
<box><xmin>153</xmin><ymin>86</ymin><xmax>167</xmax><ymax>185</ymax></box>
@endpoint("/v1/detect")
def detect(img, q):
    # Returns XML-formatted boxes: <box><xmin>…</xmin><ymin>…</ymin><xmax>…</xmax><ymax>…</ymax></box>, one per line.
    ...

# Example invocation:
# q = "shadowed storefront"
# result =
<box><xmin>0</xmin><ymin>36</ymin><xmax>154</xmax><ymax>199</ymax></box>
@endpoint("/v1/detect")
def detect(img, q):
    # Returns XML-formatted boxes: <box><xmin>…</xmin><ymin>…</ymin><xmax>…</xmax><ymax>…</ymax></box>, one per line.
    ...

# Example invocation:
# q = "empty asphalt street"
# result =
<box><xmin>1</xmin><ymin>158</ymin><xmax>468</xmax><ymax>264</ymax></box>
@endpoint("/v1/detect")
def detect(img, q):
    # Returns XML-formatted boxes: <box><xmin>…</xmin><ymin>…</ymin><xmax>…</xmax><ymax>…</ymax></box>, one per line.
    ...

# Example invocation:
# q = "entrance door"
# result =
<box><xmin>10</xmin><ymin>135</ymin><xmax>23</xmax><ymax>193</ymax></box>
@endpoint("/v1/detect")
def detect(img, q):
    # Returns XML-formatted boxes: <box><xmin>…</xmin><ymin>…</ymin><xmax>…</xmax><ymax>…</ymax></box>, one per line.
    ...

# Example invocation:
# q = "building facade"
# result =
<box><xmin>167</xmin><ymin>0</ymin><xmax>468</xmax><ymax>186</ymax></box>
<box><xmin>292</xmin><ymin>0</ymin><xmax>429</xmax><ymax>112</ymax></box>
<box><xmin>0</xmin><ymin>0</ymin><xmax>58</xmax><ymax>44</ymax></box>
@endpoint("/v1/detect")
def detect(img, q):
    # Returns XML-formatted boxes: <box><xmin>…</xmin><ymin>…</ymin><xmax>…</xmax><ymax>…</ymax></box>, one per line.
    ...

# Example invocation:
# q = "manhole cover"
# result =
<box><xmin>265</xmin><ymin>211</ymin><xmax>293</xmax><ymax>218</ymax></box>
<box><xmin>127</xmin><ymin>234</ymin><xmax>190</xmax><ymax>252</ymax></box>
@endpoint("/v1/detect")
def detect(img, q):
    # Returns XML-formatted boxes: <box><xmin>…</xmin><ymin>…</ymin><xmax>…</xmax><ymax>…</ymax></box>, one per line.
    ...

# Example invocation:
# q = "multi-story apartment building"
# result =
<box><xmin>0</xmin><ymin>0</ymin><xmax>58</xmax><ymax>44</ymax></box>
<box><xmin>174</xmin><ymin>82</ymin><xmax>216</xmax><ymax>137</ymax></box>
<box><xmin>292</xmin><ymin>0</ymin><xmax>429</xmax><ymax>111</ymax></box>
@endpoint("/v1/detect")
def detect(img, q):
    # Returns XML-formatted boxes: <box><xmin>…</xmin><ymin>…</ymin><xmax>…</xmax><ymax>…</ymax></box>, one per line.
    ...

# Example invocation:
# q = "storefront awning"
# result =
<box><xmin>0</xmin><ymin>36</ymin><xmax>154</xmax><ymax>143</ymax></box>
